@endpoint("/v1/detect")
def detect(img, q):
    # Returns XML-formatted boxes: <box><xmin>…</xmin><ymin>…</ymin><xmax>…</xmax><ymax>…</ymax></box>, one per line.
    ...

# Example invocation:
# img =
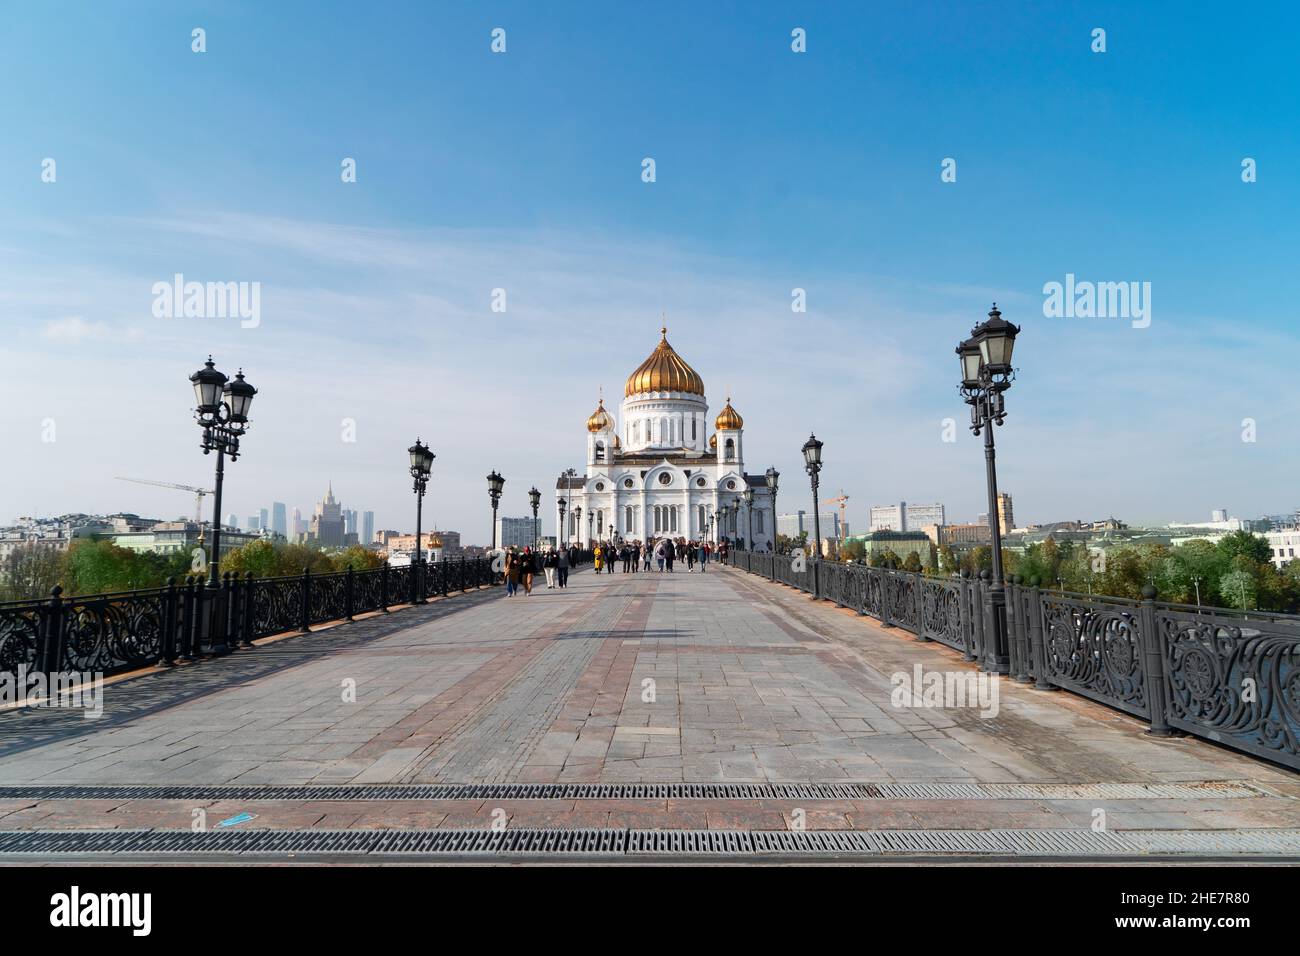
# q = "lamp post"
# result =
<box><xmin>487</xmin><ymin>470</ymin><xmax>504</xmax><ymax>550</ymax></box>
<box><xmin>742</xmin><ymin>486</ymin><xmax>754</xmax><ymax>551</ymax></box>
<box><xmin>766</xmin><ymin>467</ymin><xmax>780</xmax><ymax>553</ymax></box>
<box><xmin>573</xmin><ymin>506</ymin><xmax>582</xmax><ymax>549</ymax></box>
<box><xmin>957</xmin><ymin>303</ymin><xmax>1020</xmax><ymax>674</ymax></box>
<box><xmin>588</xmin><ymin>510</ymin><xmax>594</xmax><ymax>548</ymax></box>
<box><xmin>190</xmin><ymin>357</ymin><xmax>257</xmax><ymax>656</ymax></box>
<box><xmin>528</xmin><ymin>486</ymin><xmax>541</xmax><ymax>548</ymax></box>
<box><xmin>801</xmin><ymin>434</ymin><xmax>823</xmax><ymax>560</ymax></box>
<box><xmin>719</xmin><ymin>505</ymin><xmax>729</xmax><ymax>543</ymax></box>
<box><xmin>409</xmin><ymin>439</ymin><xmax>435</xmax><ymax>603</ymax></box>
<box><xmin>189</xmin><ymin>358</ymin><xmax>257</xmax><ymax>585</ymax></box>
<box><xmin>558</xmin><ymin>467</ymin><xmax>576</xmax><ymax>545</ymax></box>
<box><xmin>707</xmin><ymin>511</ymin><xmax>715</xmax><ymax>545</ymax></box>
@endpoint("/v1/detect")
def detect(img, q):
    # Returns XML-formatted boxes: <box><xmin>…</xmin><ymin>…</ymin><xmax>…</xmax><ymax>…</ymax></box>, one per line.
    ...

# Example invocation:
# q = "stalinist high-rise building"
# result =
<box><xmin>556</xmin><ymin>327</ymin><xmax>775</xmax><ymax>550</ymax></box>
<box><xmin>310</xmin><ymin>483</ymin><xmax>345</xmax><ymax>547</ymax></box>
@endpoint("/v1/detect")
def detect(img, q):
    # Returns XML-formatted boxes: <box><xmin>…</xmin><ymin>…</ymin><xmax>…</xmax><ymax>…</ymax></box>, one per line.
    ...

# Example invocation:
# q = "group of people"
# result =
<box><xmin>502</xmin><ymin>544</ymin><xmax>580</xmax><ymax>596</ymax></box>
<box><xmin>591</xmin><ymin>538</ymin><xmax>725</xmax><ymax>573</ymax></box>
<box><xmin>500</xmin><ymin>538</ymin><xmax>734</xmax><ymax>595</ymax></box>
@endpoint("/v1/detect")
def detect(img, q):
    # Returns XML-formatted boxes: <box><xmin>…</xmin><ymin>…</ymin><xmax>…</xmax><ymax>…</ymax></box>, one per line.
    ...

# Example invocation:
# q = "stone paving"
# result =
<box><xmin>1</xmin><ymin>565</ymin><xmax>1298</xmax><ymax>840</ymax></box>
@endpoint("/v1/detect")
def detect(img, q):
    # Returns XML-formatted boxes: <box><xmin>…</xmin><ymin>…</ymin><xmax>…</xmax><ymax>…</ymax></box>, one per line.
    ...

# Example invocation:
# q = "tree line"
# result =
<box><xmin>0</xmin><ymin>539</ymin><xmax>386</xmax><ymax>602</ymax></box>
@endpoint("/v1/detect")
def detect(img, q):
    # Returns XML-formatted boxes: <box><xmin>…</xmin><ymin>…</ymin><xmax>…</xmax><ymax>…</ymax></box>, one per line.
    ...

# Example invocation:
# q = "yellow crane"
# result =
<box><xmin>115</xmin><ymin>477</ymin><xmax>215</xmax><ymax>524</ymax></box>
<box><xmin>822</xmin><ymin>489</ymin><xmax>850</xmax><ymax>537</ymax></box>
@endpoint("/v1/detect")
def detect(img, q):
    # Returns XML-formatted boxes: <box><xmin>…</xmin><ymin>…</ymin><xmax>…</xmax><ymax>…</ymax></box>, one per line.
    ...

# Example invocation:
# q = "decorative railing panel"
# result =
<box><xmin>920</xmin><ymin>578</ymin><xmax>964</xmax><ymax>651</ymax></box>
<box><xmin>1158</xmin><ymin>606</ymin><xmax>1300</xmax><ymax>769</ymax></box>
<box><xmin>1039</xmin><ymin>592</ymin><xmax>1148</xmax><ymax>718</ymax></box>
<box><xmin>251</xmin><ymin>577</ymin><xmax>303</xmax><ymax>639</ymax></box>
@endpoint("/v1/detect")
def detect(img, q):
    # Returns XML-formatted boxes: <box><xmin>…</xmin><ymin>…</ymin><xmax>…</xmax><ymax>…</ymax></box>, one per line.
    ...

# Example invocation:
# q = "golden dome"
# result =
<box><xmin>708</xmin><ymin>433</ymin><xmax>717</xmax><ymax>449</ymax></box>
<box><xmin>586</xmin><ymin>399</ymin><xmax>613</xmax><ymax>433</ymax></box>
<box><xmin>429</xmin><ymin>534</ymin><xmax>443</xmax><ymax>549</ymax></box>
<box><xmin>612</xmin><ymin>434</ymin><xmax>622</xmax><ymax>449</ymax></box>
<box><xmin>624</xmin><ymin>327</ymin><xmax>705</xmax><ymax>397</ymax></box>
<box><xmin>715</xmin><ymin>397</ymin><xmax>743</xmax><ymax>430</ymax></box>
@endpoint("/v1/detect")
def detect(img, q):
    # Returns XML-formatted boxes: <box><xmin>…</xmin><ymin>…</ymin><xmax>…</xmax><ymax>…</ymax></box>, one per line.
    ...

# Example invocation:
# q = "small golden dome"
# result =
<box><xmin>429</xmin><ymin>534</ymin><xmax>443</xmax><ymax>549</ymax></box>
<box><xmin>612</xmin><ymin>434</ymin><xmax>621</xmax><ymax>449</ymax></box>
<box><xmin>715</xmin><ymin>397</ymin><xmax>743</xmax><ymax>430</ymax></box>
<box><xmin>625</xmin><ymin>327</ymin><xmax>705</xmax><ymax>397</ymax></box>
<box><xmin>586</xmin><ymin>399</ymin><xmax>613</xmax><ymax>433</ymax></box>
<box><xmin>708</xmin><ymin>433</ymin><xmax>717</xmax><ymax>449</ymax></box>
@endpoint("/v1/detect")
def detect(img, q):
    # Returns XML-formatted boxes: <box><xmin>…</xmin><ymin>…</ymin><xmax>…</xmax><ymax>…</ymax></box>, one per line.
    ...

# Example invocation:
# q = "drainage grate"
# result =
<box><xmin>0</xmin><ymin>780</ymin><xmax>1266</xmax><ymax>803</ymax></box>
<box><xmin>2</xmin><ymin>827</ymin><xmax>1297</xmax><ymax>859</ymax></box>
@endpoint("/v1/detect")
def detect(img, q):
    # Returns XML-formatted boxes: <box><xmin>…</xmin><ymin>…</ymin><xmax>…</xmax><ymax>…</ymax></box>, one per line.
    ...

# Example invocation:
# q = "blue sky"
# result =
<box><xmin>2</xmin><ymin>1</ymin><xmax>1297</xmax><ymax>542</ymax></box>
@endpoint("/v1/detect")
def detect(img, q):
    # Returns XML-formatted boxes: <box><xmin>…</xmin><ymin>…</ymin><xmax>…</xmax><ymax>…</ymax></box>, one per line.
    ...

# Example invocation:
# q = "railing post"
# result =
<box><xmin>913</xmin><ymin>573</ymin><xmax>928</xmax><ymax>641</ymax></box>
<box><xmin>35</xmin><ymin>585</ymin><xmax>65</xmax><ymax>676</ymax></box>
<box><xmin>241</xmin><ymin>571</ymin><xmax>256</xmax><ymax>646</ymax></box>
<box><xmin>973</xmin><ymin>572</ymin><xmax>988</xmax><ymax>668</ymax></box>
<box><xmin>442</xmin><ymin>558</ymin><xmax>450</xmax><ymax>597</ymax></box>
<box><xmin>299</xmin><ymin>567</ymin><xmax>311</xmax><ymax>633</ymax></box>
<box><xmin>345</xmin><ymin>567</ymin><xmax>356</xmax><ymax>622</ymax></box>
<box><xmin>380</xmin><ymin>562</ymin><xmax>391</xmax><ymax>613</ymax></box>
<box><xmin>1139</xmin><ymin>585</ymin><xmax>1173</xmax><ymax>737</ymax></box>
<box><xmin>181</xmin><ymin>576</ymin><xmax>200</xmax><ymax>661</ymax></box>
<box><xmin>159</xmin><ymin>577</ymin><xmax>178</xmax><ymax>667</ymax></box>
<box><xmin>226</xmin><ymin>571</ymin><xmax>240</xmax><ymax>654</ymax></box>
<box><xmin>880</xmin><ymin>571</ymin><xmax>894</xmax><ymax>629</ymax></box>
<box><xmin>958</xmin><ymin>570</ymin><xmax>975</xmax><ymax>661</ymax></box>
<box><xmin>1010</xmin><ymin>575</ymin><xmax>1032</xmax><ymax>683</ymax></box>
<box><xmin>461</xmin><ymin>555</ymin><xmax>469</xmax><ymax>591</ymax></box>
<box><xmin>1029</xmin><ymin>578</ymin><xmax>1055</xmax><ymax>691</ymax></box>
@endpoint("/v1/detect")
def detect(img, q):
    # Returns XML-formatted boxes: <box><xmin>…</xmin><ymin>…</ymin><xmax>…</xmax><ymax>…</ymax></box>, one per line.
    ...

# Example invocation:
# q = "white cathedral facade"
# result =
<box><xmin>556</xmin><ymin>328</ymin><xmax>775</xmax><ymax>550</ymax></box>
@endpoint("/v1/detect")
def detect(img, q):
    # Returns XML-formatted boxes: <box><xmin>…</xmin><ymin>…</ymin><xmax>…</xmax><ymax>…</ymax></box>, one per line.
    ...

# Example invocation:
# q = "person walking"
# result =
<box><xmin>543</xmin><ymin>547</ymin><xmax>558</xmax><ymax>589</ymax></box>
<box><xmin>606</xmin><ymin>542</ymin><xmax>616</xmax><ymax>574</ymax></box>
<box><xmin>505</xmin><ymin>549</ymin><xmax>520</xmax><ymax>597</ymax></box>
<box><xmin>520</xmin><ymin>546</ymin><xmax>535</xmax><ymax>595</ymax></box>
<box><xmin>686</xmin><ymin>539</ymin><xmax>696</xmax><ymax>572</ymax></box>
<box><xmin>593</xmin><ymin>543</ymin><xmax>604</xmax><ymax>575</ymax></box>
<box><xmin>556</xmin><ymin>545</ymin><xmax>570</xmax><ymax>588</ymax></box>
<box><xmin>655</xmin><ymin>539</ymin><xmax>666</xmax><ymax>572</ymax></box>
<box><xmin>622</xmin><ymin>543</ymin><xmax>633</xmax><ymax>573</ymax></box>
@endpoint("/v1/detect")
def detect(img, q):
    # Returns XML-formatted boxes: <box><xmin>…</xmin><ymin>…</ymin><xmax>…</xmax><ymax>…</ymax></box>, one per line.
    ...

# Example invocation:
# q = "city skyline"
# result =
<box><xmin>3</xmin><ymin>4</ymin><xmax>1297</xmax><ymax>545</ymax></box>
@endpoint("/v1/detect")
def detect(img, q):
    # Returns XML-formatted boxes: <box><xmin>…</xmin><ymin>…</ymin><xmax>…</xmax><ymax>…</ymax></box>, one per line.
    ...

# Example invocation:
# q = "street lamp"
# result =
<box><xmin>408</xmin><ymin>439</ymin><xmax>435</xmax><ymax>603</ymax></box>
<box><xmin>801</xmin><ymin>433</ymin><xmax>823</xmax><ymax>561</ymax></box>
<box><xmin>588</xmin><ymin>510</ymin><xmax>594</xmax><ymax>548</ymax></box>
<box><xmin>190</xmin><ymin>357</ymin><xmax>257</xmax><ymax>656</ymax></box>
<box><xmin>189</xmin><ymin>357</ymin><xmax>257</xmax><ymax>587</ymax></box>
<box><xmin>719</xmin><ymin>505</ymin><xmax>730</xmax><ymax>542</ymax></box>
<box><xmin>573</xmin><ymin>506</ymin><xmax>582</xmax><ymax>549</ymax></box>
<box><xmin>956</xmin><ymin>303</ymin><xmax>1021</xmax><ymax>674</ymax></box>
<box><xmin>766</xmin><ymin>467</ymin><xmax>780</xmax><ymax>553</ymax></box>
<box><xmin>558</xmin><ymin>467</ymin><xmax>576</xmax><ymax>545</ymax></box>
<box><xmin>528</xmin><ymin>486</ymin><xmax>541</xmax><ymax>548</ymax></box>
<box><xmin>742</xmin><ymin>486</ymin><xmax>754</xmax><ymax>551</ymax></box>
<box><xmin>487</xmin><ymin>470</ymin><xmax>505</xmax><ymax>550</ymax></box>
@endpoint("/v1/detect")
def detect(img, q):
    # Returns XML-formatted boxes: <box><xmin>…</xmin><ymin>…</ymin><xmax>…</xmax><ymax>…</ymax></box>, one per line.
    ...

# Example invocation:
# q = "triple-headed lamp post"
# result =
<box><xmin>409</xmin><ymin>439</ymin><xmax>435</xmax><ymax>603</ymax></box>
<box><xmin>487</xmin><ymin>470</ymin><xmax>505</xmax><ymax>550</ymax></box>
<box><xmin>956</xmin><ymin>303</ymin><xmax>1021</xmax><ymax>674</ymax></box>
<box><xmin>528</xmin><ymin>486</ymin><xmax>541</xmax><ymax>548</ymax></box>
<box><xmin>765</xmin><ymin>467</ymin><xmax>780</xmax><ymax>553</ymax></box>
<box><xmin>189</xmin><ymin>357</ymin><xmax>257</xmax><ymax>589</ymax></box>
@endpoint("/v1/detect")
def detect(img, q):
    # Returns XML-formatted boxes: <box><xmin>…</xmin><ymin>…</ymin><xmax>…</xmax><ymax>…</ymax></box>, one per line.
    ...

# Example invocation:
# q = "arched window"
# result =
<box><xmin>625</xmin><ymin>505</ymin><xmax>633</xmax><ymax>531</ymax></box>
<box><xmin>692</xmin><ymin>417</ymin><xmax>697</xmax><ymax>441</ymax></box>
<box><xmin>595</xmin><ymin>441</ymin><xmax>605</xmax><ymax>462</ymax></box>
<box><xmin>725</xmin><ymin>438</ymin><xmax>735</xmax><ymax>460</ymax></box>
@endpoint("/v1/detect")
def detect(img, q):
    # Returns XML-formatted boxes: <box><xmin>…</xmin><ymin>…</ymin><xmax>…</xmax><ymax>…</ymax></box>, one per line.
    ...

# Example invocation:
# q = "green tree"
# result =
<box><xmin>1219</xmin><ymin>569</ymin><xmax>1256</xmax><ymax>611</ymax></box>
<box><xmin>1217</xmin><ymin>530</ymin><xmax>1272</xmax><ymax>566</ymax></box>
<box><xmin>1</xmin><ymin>544</ymin><xmax>64</xmax><ymax>601</ymax></box>
<box><xmin>902</xmin><ymin>550</ymin><xmax>922</xmax><ymax>572</ymax></box>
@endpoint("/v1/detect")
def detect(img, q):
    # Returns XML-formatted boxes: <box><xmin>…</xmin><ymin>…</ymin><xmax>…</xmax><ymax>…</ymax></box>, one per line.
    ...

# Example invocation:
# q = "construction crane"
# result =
<box><xmin>822</xmin><ymin>489</ymin><xmax>850</xmax><ymax>537</ymax></box>
<box><xmin>115</xmin><ymin>477</ymin><xmax>215</xmax><ymax>524</ymax></box>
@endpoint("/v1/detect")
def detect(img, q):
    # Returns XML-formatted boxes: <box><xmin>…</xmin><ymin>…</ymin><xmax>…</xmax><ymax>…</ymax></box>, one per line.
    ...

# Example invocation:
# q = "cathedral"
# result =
<box><xmin>556</xmin><ymin>328</ymin><xmax>775</xmax><ymax>550</ymax></box>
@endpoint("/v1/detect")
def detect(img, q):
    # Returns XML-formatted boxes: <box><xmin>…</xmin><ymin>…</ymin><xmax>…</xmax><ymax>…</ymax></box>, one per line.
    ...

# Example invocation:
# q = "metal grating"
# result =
<box><xmin>0</xmin><ymin>779</ymin><xmax>1267</xmax><ymax>802</ymax></box>
<box><xmin>2</xmin><ymin>827</ymin><xmax>1298</xmax><ymax>859</ymax></box>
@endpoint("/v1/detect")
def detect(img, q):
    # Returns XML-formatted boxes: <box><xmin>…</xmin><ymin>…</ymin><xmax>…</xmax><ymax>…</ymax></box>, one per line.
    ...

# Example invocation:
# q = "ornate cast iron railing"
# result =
<box><xmin>728</xmin><ymin>549</ymin><xmax>1300</xmax><ymax>772</ymax></box>
<box><xmin>0</xmin><ymin>557</ymin><xmax>499</xmax><ymax>685</ymax></box>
